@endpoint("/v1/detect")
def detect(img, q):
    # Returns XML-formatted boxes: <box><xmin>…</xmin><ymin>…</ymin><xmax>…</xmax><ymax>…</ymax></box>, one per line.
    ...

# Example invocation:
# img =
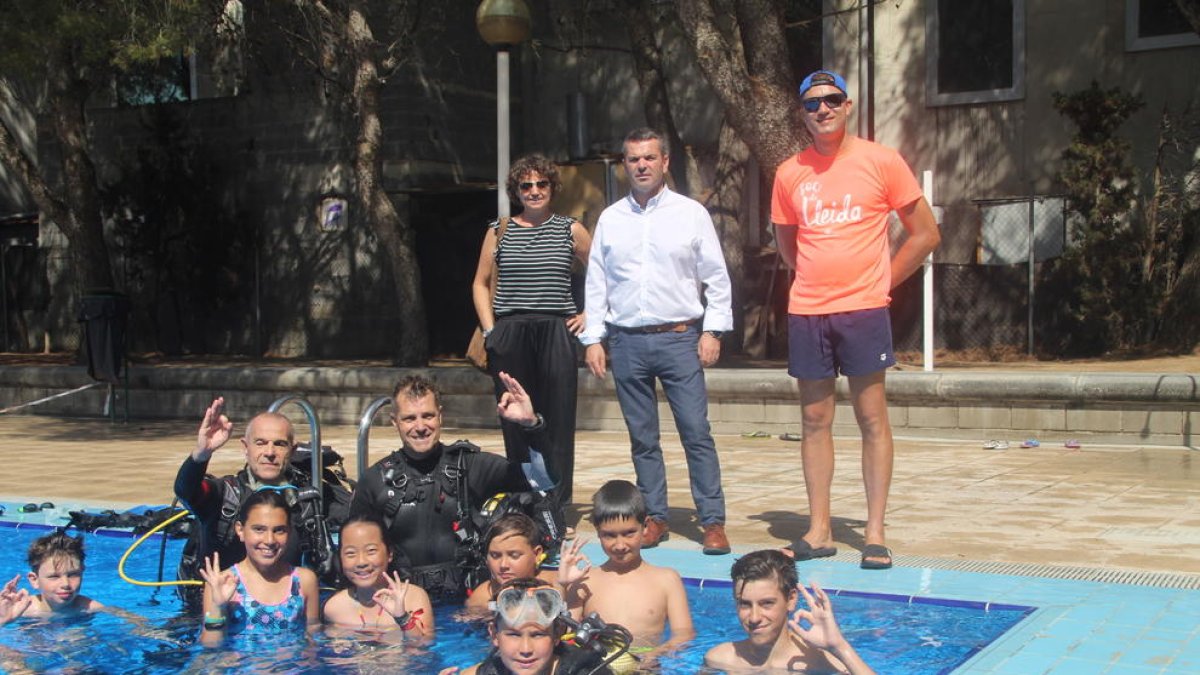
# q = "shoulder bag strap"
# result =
<box><xmin>488</xmin><ymin>217</ymin><xmax>511</xmax><ymax>302</ymax></box>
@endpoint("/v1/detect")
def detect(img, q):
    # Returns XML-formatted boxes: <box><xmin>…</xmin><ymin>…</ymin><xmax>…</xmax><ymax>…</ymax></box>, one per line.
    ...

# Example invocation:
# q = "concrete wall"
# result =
<box><xmin>2</xmin><ymin>365</ymin><xmax>1195</xmax><ymax>447</ymax></box>
<box><xmin>825</xmin><ymin>0</ymin><xmax>1200</xmax><ymax>264</ymax></box>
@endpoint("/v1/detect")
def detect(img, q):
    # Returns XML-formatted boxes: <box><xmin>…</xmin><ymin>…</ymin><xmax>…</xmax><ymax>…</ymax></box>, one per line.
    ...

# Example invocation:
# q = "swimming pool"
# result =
<box><xmin>0</xmin><ymin>513</ymin><xmax>1034</xmax><ymax>673</ymax></box>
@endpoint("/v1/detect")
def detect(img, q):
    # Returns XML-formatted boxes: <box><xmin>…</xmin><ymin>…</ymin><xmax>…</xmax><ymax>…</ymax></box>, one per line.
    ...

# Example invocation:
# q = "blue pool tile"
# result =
<box><xmin>1153</xmin><ymin>611</ymin><xmax>1200</xmax><ymax>633</ymax></box>
<box><xmin>1038</xmin><ymin>618</ymin><xmax>1102</xmax><ymax>644</ymax></box>
<box><xmin>1113</xmin><ymin>638</ymin><xmax>1185</xmax><ymax>669</ymax></box>
<box><xmin>989</xmin><ymin>650</ymin><xmax>1057</xmax><ymax>674</ymax></box>
<box><xmin>1045</xmin><ymin>656</ymin><xmax>1117</xmax><ymax>674</ymax></box>
<box><xmin>1099</xmin><ymin>658</ymin><xmax>1161</xmax><ymax>667</ymax></box>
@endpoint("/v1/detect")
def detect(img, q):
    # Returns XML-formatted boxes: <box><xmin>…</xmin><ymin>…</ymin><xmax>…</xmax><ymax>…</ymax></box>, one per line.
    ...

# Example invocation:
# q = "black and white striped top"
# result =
<box><xmin>491</xmin><ymin>213</ymin><xmax>578</xmax><ymax>316</ymax></box>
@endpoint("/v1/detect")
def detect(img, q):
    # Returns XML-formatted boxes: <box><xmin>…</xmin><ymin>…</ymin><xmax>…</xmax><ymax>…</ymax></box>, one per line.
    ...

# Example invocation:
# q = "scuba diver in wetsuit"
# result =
<box><xmin>349</xmin><ymin>372</ymin><xmax>552</xmax><ymax>602</ymax></box>
<box><xmin>174</xmin><ymin>398</ymin><xmax>343</xmax><ymax>609</ymax></box>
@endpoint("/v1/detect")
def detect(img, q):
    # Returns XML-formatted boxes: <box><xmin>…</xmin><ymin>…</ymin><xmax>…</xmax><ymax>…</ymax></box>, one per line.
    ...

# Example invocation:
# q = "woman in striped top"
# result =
<box><xmin>472</xmin><ymin>154</ymin><xmax>592</xmax><ymax>513</ymax></box>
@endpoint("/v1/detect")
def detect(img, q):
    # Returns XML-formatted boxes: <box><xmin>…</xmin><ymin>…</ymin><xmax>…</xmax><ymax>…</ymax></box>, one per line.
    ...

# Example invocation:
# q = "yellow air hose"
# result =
<box><xmin>117</xmin><ymin>509</ymin><xmax>338</xmax><ymax>592</ymax></box>
<box><xmin>118</xmin><ymin>509</ymin><xmax>202</xmax><ymax>587</ymax></box>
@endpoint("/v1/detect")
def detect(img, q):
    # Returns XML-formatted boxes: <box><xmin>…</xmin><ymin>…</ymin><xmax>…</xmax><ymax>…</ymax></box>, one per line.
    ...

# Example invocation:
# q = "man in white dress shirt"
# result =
<box><xmin>581</xmin><ymin>127</ymin><xmax>733</xmax><ymax>555</ymax></box>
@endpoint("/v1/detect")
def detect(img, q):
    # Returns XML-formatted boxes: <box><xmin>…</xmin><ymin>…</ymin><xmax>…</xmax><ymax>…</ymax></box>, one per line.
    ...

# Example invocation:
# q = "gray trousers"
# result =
<box><xmin>607</xmin><ymin>325</ymin><xmax>726</xmax><ymax>525</ymax></box>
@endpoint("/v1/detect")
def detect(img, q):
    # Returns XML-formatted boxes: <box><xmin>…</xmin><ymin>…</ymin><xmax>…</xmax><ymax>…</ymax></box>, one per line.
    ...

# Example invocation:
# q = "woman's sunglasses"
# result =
<box><xmin>519</xmin><ymin>180</ymin><xmax>551</xmax><ymax>192</ymax></box>
<box><xmin>801</xmin><ymin>93</ymin><xmax>847</xmax><ymax>113</ymax></box>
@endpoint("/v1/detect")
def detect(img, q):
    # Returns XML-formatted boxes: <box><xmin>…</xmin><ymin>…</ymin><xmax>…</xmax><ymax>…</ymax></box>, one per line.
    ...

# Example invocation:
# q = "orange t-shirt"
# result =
<box><xmin>771</xmin><ymin>136</ymin><xmax>923</xmax><ymax>315</ymax></box>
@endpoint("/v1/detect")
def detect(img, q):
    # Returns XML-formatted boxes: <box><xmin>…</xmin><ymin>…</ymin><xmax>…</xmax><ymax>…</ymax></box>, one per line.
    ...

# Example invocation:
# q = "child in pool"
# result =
<box><xmin>465</xmin><ymin>513</ymin><xmax>558</xmax><ymax>611</ymax></box>
<box><xmin>440</xmin><ymin>577</ymin><xmax>614</xmax><ymax>675</ymax></box>
<box><xmin>0</xmin><ymin>531</ymin><xmax>102</xmax><ymax>624</ymax></box>
<box><xmin>198</xmin><ymin>489</ymin><xmax>320</xmax><ymax>646</ymax></box>
<box><xmin>322</xmin><ymin>513</ymin><xmax>434</xmax><ymax>638</ymax></box>
<box><xmin>704</xmin><ymin>549</ymin><xmax>875</xmax><ymax>674</ymax></box>
<box><xmin>558</xmin><ymin>480</ymin><xmax>694</xmax><ymax>671</ymax></box>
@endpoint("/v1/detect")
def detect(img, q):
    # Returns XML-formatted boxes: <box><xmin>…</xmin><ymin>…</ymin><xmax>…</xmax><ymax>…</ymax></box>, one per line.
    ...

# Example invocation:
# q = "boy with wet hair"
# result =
<box><xmin>558</xmin><ymin>480</ymin><xmax>694</xmax><ymax>670</ymax></box>
<box><xmin>1</xmin><ymin>531</ymin><xmax>103</xmax><ymax>624</ymax></box>
<box><xmin>704</xmin><ymin>549</ymin><xmax>875</xmax><ymax>673</ymax></box>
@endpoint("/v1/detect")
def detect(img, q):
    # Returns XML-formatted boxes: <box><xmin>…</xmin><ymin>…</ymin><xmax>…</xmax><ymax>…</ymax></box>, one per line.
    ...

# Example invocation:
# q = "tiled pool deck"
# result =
<box><xmin>1</xmin><ymin>414</ymin><xmax>1198</xmax><ymax>673</ymax></box>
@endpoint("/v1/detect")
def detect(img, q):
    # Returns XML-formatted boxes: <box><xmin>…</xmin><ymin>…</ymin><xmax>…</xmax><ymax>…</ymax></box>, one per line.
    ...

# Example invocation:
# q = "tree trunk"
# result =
<box><xmin>46</xmin><ymin>68</ymin><xmax>115</xmax><ymax>293</ymax></box>
<box><xmin>620</xmin><ymin>0</ymin><xmax>690</xmax><ymax>195</ymax></box>
<box><xmin>676</xmin><ymin>0</ymin><xmax>803</xmax><ymax>174</ymax></box>
<box><xmin>0</xmin><ymin>69</ymin><xmax>114</xmax><ymax>294</ymax></box>
<box><xmin>705</xmin><ymin>119</ymin><xmax>749</xmax><ymax>343</ymax></box>
<box><xmin>1173</xmin><ymin>0</ymin><xmax>1200</xmax><ymax>35</ymax></box>
<box><xmin>346</xmin><ymin>5</ymin><xmax>428</xmax><ymax>365</ymax></box>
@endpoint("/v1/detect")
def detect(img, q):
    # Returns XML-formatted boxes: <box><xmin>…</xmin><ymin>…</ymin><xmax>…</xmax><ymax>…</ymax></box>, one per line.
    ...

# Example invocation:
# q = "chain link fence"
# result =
<box><xmin>892</xmin><ymin>196</ymin><xmax>1068</xmax><ymax>358</ymax></box>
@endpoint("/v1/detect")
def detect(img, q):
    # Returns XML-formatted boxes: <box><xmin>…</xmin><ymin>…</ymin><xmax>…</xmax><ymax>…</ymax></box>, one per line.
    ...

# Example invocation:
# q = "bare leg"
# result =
<box><xmin>798</xmin><ymin>377</ymin><xmax>837</xmax><ymax>549</ymax></box>
<box><xmin>848</xmin><ymin>370</ymin><xmax>893</xmax><ymax>565</ymax></box>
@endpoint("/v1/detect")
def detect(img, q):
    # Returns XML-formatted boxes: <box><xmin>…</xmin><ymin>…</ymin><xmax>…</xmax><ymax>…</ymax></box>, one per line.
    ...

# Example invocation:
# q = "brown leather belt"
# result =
<box><xmin>610</xmin><ymin>319</ymin><xmax>699</xmax><ymax>334</ymax></box>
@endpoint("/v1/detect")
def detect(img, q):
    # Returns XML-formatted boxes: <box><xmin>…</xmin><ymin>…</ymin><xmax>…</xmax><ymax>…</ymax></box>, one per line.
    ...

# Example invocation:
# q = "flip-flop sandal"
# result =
<box><xmin>741</xmin><ymin>431</ymin><xmax>771</xmax><ymax>438</ymax></box>
<box><xmin>1064</xmin><ymin>439</ymin><xmax>1081</xmax><ymax>449</ymax></box>
<box><xmin>778</xmin><ymin>433</ymin><xmax>802</xmax><ymax>441</ymax></box>
<box><xmin>783</xmin><ymin>540</ymin><xmax>837</xmax><ymax>561</ymax></box>
<box><xmin>860</xmin><ymin>544</ymin><xmax>893</xmax><ymax>570</ymax></box>
<box><xmin>982</xmin><ymin>439</ymin><xmax>1009</xmax><ymax>450</ymax></box>
<box><xmin>1021</xmin><ymin>438</ymin><xmax>1041</xmax><ymax>448</ymax></box>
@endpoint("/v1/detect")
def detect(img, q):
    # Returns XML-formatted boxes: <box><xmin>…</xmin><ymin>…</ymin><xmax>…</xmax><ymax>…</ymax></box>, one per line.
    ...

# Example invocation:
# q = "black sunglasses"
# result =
<box><xmin>519</xmin><ymin>180</ymin><xmax>550</xmax><ymax>191</ymax></box>
<box><xmin>801</xmin><ymin>93</ymin><xmax>847</xmax><ymax>113</ymax></box>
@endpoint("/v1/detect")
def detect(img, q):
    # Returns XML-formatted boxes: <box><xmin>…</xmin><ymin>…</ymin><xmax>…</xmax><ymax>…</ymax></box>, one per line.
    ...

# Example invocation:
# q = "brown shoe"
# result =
<box><xmin>702</xmin><ymin>523</ymin><xmax>731</xmax><ymax>555</ymax></box>
<box><xmin>641</xmin><ymin>517</ymin><xmax>670</xmax><ymax>548</ymax></box>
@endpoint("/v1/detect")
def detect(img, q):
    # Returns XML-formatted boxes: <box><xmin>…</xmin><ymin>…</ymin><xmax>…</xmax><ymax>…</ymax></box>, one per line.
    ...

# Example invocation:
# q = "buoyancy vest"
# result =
<box><xmin>373</xmin><ymin>441</ymin><xmax>485</xmax><ymax>601</ymax></box>
<box><xmin>177</xmin><ymin>467</ymin><xmax>339</xmax><ymax>608</ymax></box>
<box><xmin>472</xmin><ymin>642</ymin><xmax>613</xmax><ymax>675</ymax></box>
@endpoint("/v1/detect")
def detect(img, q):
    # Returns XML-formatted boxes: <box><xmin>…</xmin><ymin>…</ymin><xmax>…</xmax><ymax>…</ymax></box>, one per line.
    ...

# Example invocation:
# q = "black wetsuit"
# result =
<box><xmin>349</xmin><ymin>440</ymin><xmax>530</xmax><ymax>601</ymax></box>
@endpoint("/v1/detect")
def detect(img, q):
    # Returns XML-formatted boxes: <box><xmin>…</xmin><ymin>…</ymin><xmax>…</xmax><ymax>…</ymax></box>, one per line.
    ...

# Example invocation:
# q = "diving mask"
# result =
<box><xmin>489</xmin><ymin>585</ymin><xmax>566</xmax><ymax>628</ymax></box>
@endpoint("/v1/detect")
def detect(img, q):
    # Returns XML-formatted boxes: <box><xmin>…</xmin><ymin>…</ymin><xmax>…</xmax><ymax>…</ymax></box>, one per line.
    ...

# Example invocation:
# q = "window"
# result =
<box><xmin>926</xmin><ymin>0</ymin><xmax>1025</xmax><ymax>106</ymax></box>
<box><xmin>1126</xmin><ymin>0</ymin><xmax>1200</xmax><ymax>51</ymax></box>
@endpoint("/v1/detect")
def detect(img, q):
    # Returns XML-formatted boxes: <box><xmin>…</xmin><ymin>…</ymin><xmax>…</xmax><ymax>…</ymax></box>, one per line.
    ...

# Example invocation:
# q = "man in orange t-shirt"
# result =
<box><xmin>771</xmin><ymin>70</ymin><xmax>940</xmax><ymax>570</ymax></box>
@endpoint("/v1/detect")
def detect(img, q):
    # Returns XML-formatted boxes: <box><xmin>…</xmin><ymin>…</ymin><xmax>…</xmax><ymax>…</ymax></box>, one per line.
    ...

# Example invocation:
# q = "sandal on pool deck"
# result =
<box><xmin>860</xmin><ymin>544</ymin><xmax>893</xmax><ymax>570</ymax></box>
<box><xmin>741</xmin><ymin>430</ymin><xmax>771</xmax><ymax>438</ymax></box>
<box><xmin>783</xmin><ymin>539</ymin><xmax>837</xmax><ymax>561</ymax></box>
<box><xmin>778</xmin><ymin>432</ymin><xmax>802</xmax><ymax>441</ymax></box>
<box><xmin>982</xmin><ymin>439</ymin><xmax>1009</xmax><ymax>450</ymax></box>
<box><xmin>1021</xmin><ymin>438</ymin><xmax>1041</xmax><ymax>448</ymax></box>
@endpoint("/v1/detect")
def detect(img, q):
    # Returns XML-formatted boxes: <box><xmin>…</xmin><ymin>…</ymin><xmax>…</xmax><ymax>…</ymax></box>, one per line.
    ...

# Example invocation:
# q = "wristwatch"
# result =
<box><xmin>481</xmin><ymin>327</ymin><xmax>493</xmax><ymax>338</ymax></box>
<box><xmin>521</xmin><ymin>413</ymin><xmax>546</xmax><ymax>431</ymax></box>
<box><xmin>704</xmin><ymin>330</ymin><xmax>725</xmax><ymax>339</ymax></box>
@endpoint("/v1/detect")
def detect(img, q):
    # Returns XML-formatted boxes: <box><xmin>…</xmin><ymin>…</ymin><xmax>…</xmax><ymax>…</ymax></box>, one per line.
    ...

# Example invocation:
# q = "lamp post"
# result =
<box><xmin>475</xmin><ymin>0</ymin><xmax>532</xmax><ymax>219</ymax></box>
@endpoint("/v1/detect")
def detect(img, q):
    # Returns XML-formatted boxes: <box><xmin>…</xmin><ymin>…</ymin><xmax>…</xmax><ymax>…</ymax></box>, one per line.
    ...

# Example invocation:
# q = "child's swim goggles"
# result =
<box><xmin>489</xmin><ymin>585</ymin><xmax>566</xmax><ymax>628</ymax></box>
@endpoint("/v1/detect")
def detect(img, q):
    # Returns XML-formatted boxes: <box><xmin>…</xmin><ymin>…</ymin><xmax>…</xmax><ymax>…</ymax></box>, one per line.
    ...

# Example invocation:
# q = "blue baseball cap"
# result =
<box><xmin>799</xmin><ymin>70</ymin><xmax>848</xmax><ymax>98</ymax></box>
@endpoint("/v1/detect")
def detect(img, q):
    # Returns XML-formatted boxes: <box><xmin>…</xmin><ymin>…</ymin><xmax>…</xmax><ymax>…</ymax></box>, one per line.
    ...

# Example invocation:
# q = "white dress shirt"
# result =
<box><xmin>581</xmin><ymin>186</ymin><xmax>733</xmax><ymax>345</ymax></box>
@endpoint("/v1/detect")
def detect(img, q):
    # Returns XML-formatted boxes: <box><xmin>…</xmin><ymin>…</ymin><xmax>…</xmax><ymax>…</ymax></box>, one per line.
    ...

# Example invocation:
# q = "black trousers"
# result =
<box><xmin>487</xmin><ymin>313</ymin><xmax>579</xmax><ymax>508</ymax></box>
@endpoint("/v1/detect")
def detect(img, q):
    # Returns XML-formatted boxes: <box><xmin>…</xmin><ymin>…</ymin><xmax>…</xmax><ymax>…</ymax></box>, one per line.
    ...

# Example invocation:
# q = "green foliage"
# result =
<box><xmin>0</xmin><ymin>0</ymin><xmax>213</xmax><ymax>94</ymax></box>
<box><xmin>1045</xmin><ymin>81</ymin><xmax>1200</xmax><ymax>355</ymax></box>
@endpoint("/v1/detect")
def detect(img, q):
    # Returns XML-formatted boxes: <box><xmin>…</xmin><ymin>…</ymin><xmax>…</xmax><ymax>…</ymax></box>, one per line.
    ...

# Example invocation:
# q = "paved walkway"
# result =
<box><xmin>2</xmin><ymin>413</ymin><xmax>1196</xmax><ymax>576</ymax></box>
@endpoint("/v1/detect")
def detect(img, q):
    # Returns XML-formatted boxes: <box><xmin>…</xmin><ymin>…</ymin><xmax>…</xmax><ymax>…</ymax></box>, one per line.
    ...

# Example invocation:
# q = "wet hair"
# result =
<box><xmin>730</xmin><ymin>549</ymin><xmax>798</xmax><ymax>600</ymax></box>
<box><xmin>392</xmin><ymin>375</ymin><xmax>443</xmax><ymax>410</ymax></box>
<box><xmin>237</xmin><ymin>488</ymin><xmax>292</xmax><ymax>525</ymax></box>
<box><xmin>589</xmin><ymin>479</ymin><xmax>647</xmax><ymax>526</ymax></box>
<box><xmin>27</xmin><ymin>531</ymin><xmax>86</xmax><ymax>572</ymax></box>
<box><xmin>482</xmin><ymin>513</ymin><xmax>542</xmax><ymax>555</ymax></box>
<box><xmin>505</xmin><ymin>153</ymin><xmax>562</xmax><ymax>205</ymax></box>
<box><xmin>243</xmin><ymin>411</ymin><xmax>295</xmax><ymax>444</ymax></box>
<box><xmin>623</xmin><ymin>127</ymin><xmax>669</xmax><ymax>157</ymax></box>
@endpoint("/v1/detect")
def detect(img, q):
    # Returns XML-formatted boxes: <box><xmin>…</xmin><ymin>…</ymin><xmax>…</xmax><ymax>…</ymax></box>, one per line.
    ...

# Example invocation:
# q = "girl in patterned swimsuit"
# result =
<box><xmin>322</xmin><ymin>514</ymin><xmax>434</xmax><ymax>639</ymax></box>
<box><xmin>198</xmin><ymin>489</ymin><xmax>319</xmax><ymax>645</ymax></box>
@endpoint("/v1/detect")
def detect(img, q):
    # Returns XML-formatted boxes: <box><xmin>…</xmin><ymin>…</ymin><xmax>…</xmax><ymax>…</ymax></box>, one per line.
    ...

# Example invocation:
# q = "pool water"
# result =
<box><xmin>0</xmin><ymin>524</ymin><xmax>1033</xmax><ymax>673</ymax></box>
